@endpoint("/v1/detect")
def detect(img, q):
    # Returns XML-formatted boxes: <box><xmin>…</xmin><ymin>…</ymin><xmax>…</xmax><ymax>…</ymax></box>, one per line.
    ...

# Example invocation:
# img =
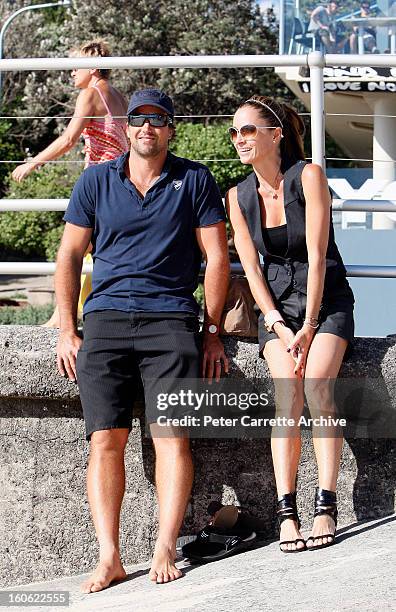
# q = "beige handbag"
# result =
<box><xmin>220</xmin><ymin>276</ymin><xmax>258</xmax><ymax>337</ymax></box>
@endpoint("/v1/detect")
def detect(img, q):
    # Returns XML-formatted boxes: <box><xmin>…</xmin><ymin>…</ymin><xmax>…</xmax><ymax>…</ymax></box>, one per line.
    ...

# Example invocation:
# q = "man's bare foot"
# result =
<box><xmin>279</xmin><ymin>519</ymin><xmax>306</xmax><ymax>552</ymax></box>
<box><xmin>41</xmin><ymin>316</ymin><xmax>60</xmax><ymax>328</ymax></box>
<box><xmin>81</xmin><ymin>557</ymin><xmax>127</xmax><ymax>594</ymax></box>
<box><xmin>41</xmin><ymin>306</ymin><xmax>60</xmax><ymax>329</ymax></box>
<box><xmin>149</xmin><ymin>541</ymin><xmax>182</xmax><ymax>584</ymax></box>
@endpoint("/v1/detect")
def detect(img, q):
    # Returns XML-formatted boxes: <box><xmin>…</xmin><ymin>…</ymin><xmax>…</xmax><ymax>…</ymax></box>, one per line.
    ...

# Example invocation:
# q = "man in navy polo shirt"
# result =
<box><xmin>55</xmin><ymin>89</ymin><xmax>229</xmax><ymax>591</ymax></box>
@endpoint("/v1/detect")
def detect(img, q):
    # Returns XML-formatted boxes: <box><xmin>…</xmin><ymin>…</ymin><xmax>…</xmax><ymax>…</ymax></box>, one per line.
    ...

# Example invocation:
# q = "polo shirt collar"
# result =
<box><xmin>113</xmin><ymin>151</ymin><xmax>180</xmax><ymax>180</ymax></box>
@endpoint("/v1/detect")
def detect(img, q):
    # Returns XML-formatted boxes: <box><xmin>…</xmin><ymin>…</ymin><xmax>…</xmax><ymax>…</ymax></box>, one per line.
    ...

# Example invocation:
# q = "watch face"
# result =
<box><xmin>208</xmin><ymin>324</ymin><xmax>218</xmax><ymax>334</ymax></box>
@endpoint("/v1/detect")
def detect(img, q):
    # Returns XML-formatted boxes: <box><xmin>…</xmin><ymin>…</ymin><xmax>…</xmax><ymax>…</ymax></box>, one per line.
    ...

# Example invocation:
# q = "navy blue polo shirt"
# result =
<box><xmin>63</xmin><ymin>152</ymin><xmax>226</xmax><ymax>315</ymax></box>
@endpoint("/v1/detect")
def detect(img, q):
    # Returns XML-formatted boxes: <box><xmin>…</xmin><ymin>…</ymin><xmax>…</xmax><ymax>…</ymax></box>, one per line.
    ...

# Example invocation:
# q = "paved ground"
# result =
<box><xmin>3</xmin><ymin>515</ymin><xmax>395</xmax><ymax>612</ymax></box>
<box><xmin>0</xmin><ymin>275</ymin><xmax>53</xmax><ymax>295</ymax></box>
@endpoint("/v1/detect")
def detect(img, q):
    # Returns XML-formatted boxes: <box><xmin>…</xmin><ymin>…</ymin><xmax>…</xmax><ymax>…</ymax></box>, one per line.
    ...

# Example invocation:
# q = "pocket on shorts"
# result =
<box><xmin>164</xmin><ymin>317</ymin><xmax>200</xmax><ymax>334</ymax></box>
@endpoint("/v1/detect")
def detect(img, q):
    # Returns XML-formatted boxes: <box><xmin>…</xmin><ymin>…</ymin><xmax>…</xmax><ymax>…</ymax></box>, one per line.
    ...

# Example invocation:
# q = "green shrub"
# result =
<box><xmin>1</xmin><ymin>160</ymin><xmax>79</xmax><ymax>259</ymax></box>
<box><xmin>0</xmin><ymin>304</ymin><xmax>54</xmax><ymax>325</ymax></box>
<box><xmin>171</xmin><ymin>122</ymin><xmax>250</xmax><ymax>194</ymax></box>
<box><xmin>194</xmin><ymin>283</ymin><xmax>204</xmax><ymax>308</ymax></box>
<box><xmin>43</xmin><ymin>225</ymin><xmax>65</xmax><ymax>261</ymax></box>
<box><xmin>4</xmin><ymin>158</ymin><xmax>80</xmax><ymax>200</ymax></box>
<box><xmin>0</xmin><ymin>211</ymin><xmax>63</xmax><ymax>257</ymax></box>
<box><xmin>0</xmin><ymin>121</ymin><xmax>20</xmax><ymax>197</ymax></box>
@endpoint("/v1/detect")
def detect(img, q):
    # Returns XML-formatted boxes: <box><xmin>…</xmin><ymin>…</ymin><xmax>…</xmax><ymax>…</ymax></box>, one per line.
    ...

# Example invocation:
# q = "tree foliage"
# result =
<box><xmin>1</xmin><ymin>0</ymin><xmax>287</xmax><ymax>156</ymax></box>
<box><xmin>171</xmin><ymin>122</ymin><xmax>251</xmax><ymax>194</ymax></box>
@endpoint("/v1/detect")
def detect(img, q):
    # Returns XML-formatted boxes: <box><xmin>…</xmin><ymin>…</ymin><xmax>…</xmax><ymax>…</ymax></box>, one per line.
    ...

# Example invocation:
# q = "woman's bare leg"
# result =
<box><xmin>304</xmin><ymin>333</ymin><xmax>348</xmax><ymax>548</ymax></box>
<box><xmin>264</xmin><ymin>339</ymin><xmax>305</xmax><ymax>551</ymax></box>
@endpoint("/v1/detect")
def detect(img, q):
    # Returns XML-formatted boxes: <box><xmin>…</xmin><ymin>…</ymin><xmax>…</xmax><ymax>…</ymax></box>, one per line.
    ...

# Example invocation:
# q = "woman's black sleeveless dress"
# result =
<box><xmin>236</xmin><ymin>160</ymin><xmax>355</xmax><ymax>357</ymax></box>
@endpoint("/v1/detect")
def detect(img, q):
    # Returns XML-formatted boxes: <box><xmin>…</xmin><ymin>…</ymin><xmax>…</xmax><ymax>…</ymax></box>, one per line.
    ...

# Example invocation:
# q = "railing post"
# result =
<box><xmin>308</xmin><ymin>51</ymin><xmax>325</xmax><ymax>170</ymax></box>
<box><xmin>279</xmin><ymin>0</ymin><xmax>285</xmax><ymax>55</ymax></box>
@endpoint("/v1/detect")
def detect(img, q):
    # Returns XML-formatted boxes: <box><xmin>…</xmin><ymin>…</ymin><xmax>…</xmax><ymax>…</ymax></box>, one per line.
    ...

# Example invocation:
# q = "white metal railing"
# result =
<box><xmin>1</xmin><ymin>198</ymin><xmax>396</xmax><ymax>213</ymax></box>
<box><xmin>1</xmin><ymin>52</ymin><xmax>396</xmax><ymax>279</ymax></box>
<box><xmin>0</xmin><ymin>262</ymin><xmax>395</xmax><ymax>278</ymax></box>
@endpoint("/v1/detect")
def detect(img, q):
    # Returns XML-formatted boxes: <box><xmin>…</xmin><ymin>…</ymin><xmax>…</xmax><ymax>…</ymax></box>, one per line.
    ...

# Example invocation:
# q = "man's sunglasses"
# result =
<box><xmin>228</xmin><ymin>124</ymin><xmax>277</xmax><ymax>142</ymax></box>
<box><xmin>127</xmin><ymin>113</ymin><xmax>173</xmax><ymax>128</ymax></box>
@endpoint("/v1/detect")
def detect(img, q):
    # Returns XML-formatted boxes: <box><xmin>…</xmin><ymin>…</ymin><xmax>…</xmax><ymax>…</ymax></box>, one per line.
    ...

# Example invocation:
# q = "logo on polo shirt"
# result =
<box><xmin>173</xmin><ymin>180</ymin><xmax>183</xmax><ymax>191</ymax></box>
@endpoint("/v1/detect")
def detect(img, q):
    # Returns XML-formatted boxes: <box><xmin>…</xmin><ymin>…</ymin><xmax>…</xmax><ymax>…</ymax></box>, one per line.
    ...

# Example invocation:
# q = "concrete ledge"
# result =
<box><xmin>6</xmin><ymin>516</ymin><xmax>396</xmax><ymax>611</ymax></box>
<box><xmin>0</xmin><ymin>325</ymin><xmax>395</xmax><ymax>587</ymax></box>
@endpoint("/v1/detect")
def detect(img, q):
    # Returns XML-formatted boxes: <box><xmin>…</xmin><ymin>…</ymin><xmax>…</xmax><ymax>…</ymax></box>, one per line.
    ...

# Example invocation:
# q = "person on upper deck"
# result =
<box><xmin>308</xmin><ymin>1</ymin><xmax>347</xmax><ymax>52</ymax></box>
<box><xmin>350</xmin><ymin>1</ymin><xmax>379</xmax><ymax>53</ymax></box>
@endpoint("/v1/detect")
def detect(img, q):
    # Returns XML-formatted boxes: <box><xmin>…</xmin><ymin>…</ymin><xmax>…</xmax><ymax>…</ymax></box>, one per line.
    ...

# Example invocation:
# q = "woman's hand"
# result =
<box><xmin>286</xmin><ymin>324</ymin><xmax>316</xmax><ymax>378</ymax></box>
<box><xmin>273</xmin><ymin>321</ymin><xmax>296</xmax><ymax>352</ymax></box>
<box><xmin>12</xmin><ymin>162</ymin><xmax>38</xmax><ymax>182</ymax></box>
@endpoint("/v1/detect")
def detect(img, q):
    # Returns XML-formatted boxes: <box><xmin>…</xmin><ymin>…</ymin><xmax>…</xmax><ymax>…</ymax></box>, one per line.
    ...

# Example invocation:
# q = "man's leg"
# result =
<box><xmin>81</xmin><ymin>428</ymin><xmax>129</xmax><ymax>593</ymax></box>
<box><xmin>76</xmin><ymin>310</ymin><xmax>139</xmax><ymax>592</ymax></box>
<box><xmin>135</xmin><ymin>314</ymin><xmax>201</xmax><ymax>582</ymax></box>
<box><xmin>149</xmin><ymin>431</ymin><xmax>193</xmax><ymax>583</ymax></box>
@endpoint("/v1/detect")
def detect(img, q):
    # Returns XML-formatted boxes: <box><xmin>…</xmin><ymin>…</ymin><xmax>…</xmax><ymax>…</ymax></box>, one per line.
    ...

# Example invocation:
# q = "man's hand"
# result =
<box><xmin>202</xmin><ymin>334</ymin><xmax>229</xmax><ymax>383</ymax></box>
<box><xmin>56</xmin><ymin>330</ymin><xmax>82</xmax><ymax>382</ymax></box>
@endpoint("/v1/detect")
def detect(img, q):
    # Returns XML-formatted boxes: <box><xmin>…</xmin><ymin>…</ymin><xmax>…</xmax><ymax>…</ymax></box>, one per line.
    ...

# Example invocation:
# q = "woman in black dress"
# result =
<box><xmin>226</xmin><ymin>96</ymin><xmax>354</xmax><ymax>552</ymax></box>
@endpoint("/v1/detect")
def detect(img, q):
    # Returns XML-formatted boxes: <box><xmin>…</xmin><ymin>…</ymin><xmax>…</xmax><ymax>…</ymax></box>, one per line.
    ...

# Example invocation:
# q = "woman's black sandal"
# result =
<box><xmin>277</xmin><ymin>492</ymin><xmax>306</xmax><ymax>553</ymax></box>
<box><xmin>306</xmin><ymin>488</ymin><xmax>338</xmax><ymax>551</ymax></box>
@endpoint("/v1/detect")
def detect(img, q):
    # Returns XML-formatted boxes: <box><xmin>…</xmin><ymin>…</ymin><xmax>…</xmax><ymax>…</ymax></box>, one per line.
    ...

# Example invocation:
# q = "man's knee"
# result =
<box><xmin>90</xmin><ymin>428</ymin><xmax>129</xmax><ymax>453</ymax></box>
<box><xmin>151</xmin><ymin>430</ymin><xmax>191</xmax><ymax>455</ymax></box>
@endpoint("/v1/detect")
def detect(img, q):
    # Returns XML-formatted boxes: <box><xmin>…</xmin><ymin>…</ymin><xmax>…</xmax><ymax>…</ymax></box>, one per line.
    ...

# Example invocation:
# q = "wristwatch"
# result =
<box><xmin>207</xmin><ymin>324</ymin><xmax>219</xmax><ymax>335</ymax></box>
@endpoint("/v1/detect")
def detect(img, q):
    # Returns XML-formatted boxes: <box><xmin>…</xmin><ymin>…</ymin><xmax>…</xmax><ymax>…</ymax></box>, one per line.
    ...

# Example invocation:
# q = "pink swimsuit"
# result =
<box><xmin>82</xmin><ymin>84</ymin><xmax>128</xmax><ymax>167</ymax></box>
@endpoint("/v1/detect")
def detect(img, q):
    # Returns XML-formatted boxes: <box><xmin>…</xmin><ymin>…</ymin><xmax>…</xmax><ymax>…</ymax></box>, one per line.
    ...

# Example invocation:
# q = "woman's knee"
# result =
<box><xmin>274</xmin><ymin>379</ymin><xmax>305</xmax><ymax>419</ymax></box>
<box><xmin>305</xmin><ymin>378</ymin><xmax>335</xmax><ymax>413</ymax></box>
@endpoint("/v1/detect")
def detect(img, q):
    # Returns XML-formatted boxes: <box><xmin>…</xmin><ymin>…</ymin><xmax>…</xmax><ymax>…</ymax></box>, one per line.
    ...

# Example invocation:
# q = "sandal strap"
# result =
<box><xmin>314</xmin><ymin>488</ymin><xmax>338</xmax><ymax>526</ymax></box>
<box><xmin>306</xmin><ymin>533</ymin><xmax>335</xmax><ymax>542</ymax></box>
<box><xmin>277</xmin><ymin>492</ymin><xmax>300</xmax><ymax>528</ymax></box>
<box><xmin>280</xmin><ymin>538</ymin><xmax>305</xmax><ymax>545</ymax></box>
<box><xmin>197</xmin><ymin>526</ymin><xmax>252</xmax><ymax>551</ymax></box>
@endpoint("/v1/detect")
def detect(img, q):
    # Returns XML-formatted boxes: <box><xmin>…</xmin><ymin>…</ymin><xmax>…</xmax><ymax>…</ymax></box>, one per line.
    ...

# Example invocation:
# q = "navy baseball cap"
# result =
<box><xmin>127</xmin><ymin>88</ymin><xmax>174</xmax><ymax>117</ymax></box>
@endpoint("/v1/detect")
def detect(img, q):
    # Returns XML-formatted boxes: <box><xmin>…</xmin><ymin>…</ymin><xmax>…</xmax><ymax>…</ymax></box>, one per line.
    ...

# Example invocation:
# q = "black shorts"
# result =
<box><xmin>258</xmin><ymin>289</ymin><xmax>354</xmax><ymax>358</ymax></box>
<box><xmin>76</xmin><ymin>310</ymin><xmax>201</xmax><ymax>439</ymax></box>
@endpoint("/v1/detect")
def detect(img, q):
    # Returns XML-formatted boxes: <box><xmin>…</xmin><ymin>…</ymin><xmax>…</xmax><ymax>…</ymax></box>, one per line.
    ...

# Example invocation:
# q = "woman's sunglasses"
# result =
<box><xmin>228</xmin><ymin>124</ymin><xmax>277</xmax><ymax>142</ymax></box>
<box><xmin>127</xmin><ymin>113</ymin><xmax>173</xmax><ymax>128</ymax></box>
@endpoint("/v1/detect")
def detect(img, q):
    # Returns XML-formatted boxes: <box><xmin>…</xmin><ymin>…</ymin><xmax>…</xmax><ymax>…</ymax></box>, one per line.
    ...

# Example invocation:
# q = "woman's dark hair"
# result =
<box><xmin>79</xmin><ymin>40</ymin><xmax>111</xmax><ymax>79</ymax></box>
<box><xmin>239</xmin><ymin>95</ymin><xmax>305</xmax><ymax>172</ymax></box>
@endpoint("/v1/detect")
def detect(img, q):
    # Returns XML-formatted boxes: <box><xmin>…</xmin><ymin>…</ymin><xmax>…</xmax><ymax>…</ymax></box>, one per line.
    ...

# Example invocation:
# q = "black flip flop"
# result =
<box><xmin>181</xmin><ymin>525</ymin><xmax>257</xmax><ymax>563</ymax></box>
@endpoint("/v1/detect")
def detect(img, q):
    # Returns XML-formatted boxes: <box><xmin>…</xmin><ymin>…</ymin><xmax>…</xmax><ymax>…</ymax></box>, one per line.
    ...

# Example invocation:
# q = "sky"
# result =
<box><xmin>258</xmin><ymin>0</ymin><xmax>280</xmax><ymax>17</ymax></box>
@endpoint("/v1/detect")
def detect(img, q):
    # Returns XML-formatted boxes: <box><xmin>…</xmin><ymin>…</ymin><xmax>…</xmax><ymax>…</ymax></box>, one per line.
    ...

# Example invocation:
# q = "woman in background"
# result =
<box><xmin>226</xmin><ymin>95</ymin><xmax>354</xmax><ymax>553</ymax></box>
<box><xmin>12</xmin><ymin>40</ymin><xmax>128</xmax><ymax>326</ymax></box>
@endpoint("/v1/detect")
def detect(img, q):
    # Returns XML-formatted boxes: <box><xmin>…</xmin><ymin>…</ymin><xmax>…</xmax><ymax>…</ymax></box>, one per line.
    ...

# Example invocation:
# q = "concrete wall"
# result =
<box><xmin>0</xmin><ymin>326</ymin><xmax>395</xmax><ymax>587</ymax></box>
